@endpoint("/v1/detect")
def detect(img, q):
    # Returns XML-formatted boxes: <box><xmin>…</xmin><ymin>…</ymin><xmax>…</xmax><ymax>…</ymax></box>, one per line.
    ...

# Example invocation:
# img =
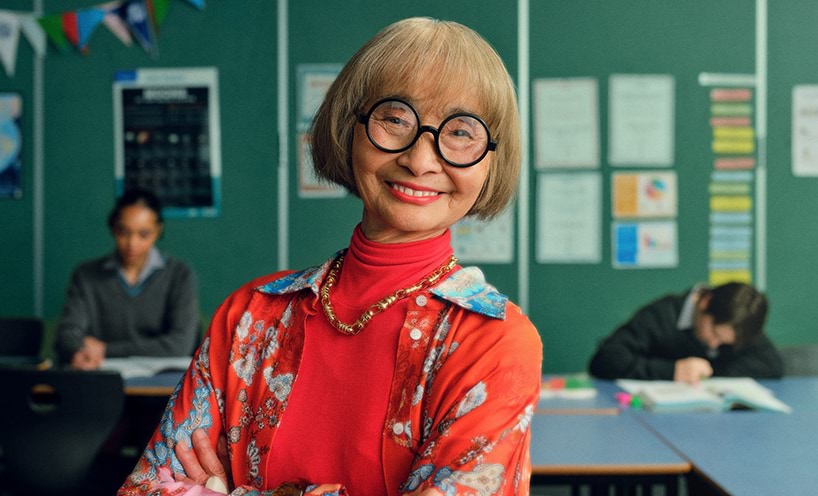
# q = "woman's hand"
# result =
<box><xmin>174</xmin><ymin>429</ymin><xmax>232</xmax><ymax>493</ymax></box>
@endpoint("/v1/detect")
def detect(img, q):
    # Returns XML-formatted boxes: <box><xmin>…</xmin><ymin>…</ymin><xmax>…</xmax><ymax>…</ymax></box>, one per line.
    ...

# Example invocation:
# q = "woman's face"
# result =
<box><xmin>112</xmin><ymin>204</ymin><xmax>162</xmax><ymax>269</ymax></box>
<box><xmin>351</xmin><ymin>91</ymin><xmax>491</xmax><ymax>244</ymax></box>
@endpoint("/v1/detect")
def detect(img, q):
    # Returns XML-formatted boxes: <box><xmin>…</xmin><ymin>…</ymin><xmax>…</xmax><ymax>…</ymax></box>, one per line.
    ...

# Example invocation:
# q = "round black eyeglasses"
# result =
<box><xmin>356</xmin><ymin>98</ymin><xmax>497</xmax><ymax>168</ymax></box>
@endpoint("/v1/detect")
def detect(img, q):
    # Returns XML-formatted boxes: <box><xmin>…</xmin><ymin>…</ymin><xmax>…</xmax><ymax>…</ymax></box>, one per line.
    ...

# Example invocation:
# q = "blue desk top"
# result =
<box><xmin>537</xmin><ymin>378</ymin><xmax>623</xmax><ymax>415</ymax></box>
<box><xmin>758</xmin><ymin>376</ymin><xmax>818</xmax><ymax>411</ymax></box>
<box><xmin>124</xmin><ymin>370</ymin><xmax>185</xmax><ymax>396</ymax></box>
<box><xmin>530</xmin><ymin>413</ymin><xmax>690</xmax><ymax>475</ymax></box>
<box><xmin>640</xmin><ymin>410</ymin><xmax>818</xmax><ymax>495</ymax></box>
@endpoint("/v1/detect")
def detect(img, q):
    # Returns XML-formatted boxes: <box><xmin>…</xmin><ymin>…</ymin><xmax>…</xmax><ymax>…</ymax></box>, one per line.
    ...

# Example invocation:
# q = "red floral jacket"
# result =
<box><xmin>119</xmin><ymin>255</ymin><xmax>543</xmax><ymax>496</ymax></box>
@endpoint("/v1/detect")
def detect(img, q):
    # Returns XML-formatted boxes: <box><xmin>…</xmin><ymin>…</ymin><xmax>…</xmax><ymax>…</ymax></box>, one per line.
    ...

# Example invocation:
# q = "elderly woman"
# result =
<box><xmin>119</xmin><ymin>17</ymin><xmax>542</xmax><ymax>496</ymax></box>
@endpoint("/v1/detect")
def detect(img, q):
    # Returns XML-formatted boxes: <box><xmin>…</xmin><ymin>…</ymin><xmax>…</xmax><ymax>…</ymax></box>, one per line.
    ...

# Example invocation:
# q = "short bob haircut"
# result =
<box><xmin>311</xmin><ymin>17</ymin><xmax>521</xmax><ymax>220</ymax></box>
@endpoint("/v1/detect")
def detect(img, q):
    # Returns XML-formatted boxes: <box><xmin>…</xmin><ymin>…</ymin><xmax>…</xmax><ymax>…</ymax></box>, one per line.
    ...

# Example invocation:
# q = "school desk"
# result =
<box><xmin>758</xmin><ymin>376</ymin><xmax>818</xmax><ymax>411</ymax></box>
<box><xmin>124</xmin><ymin>369</ymin><xmax>185</xmax><ymax>396</ymax></box>
<box><xmin>537</xmin><ymin>377</ymin><xmax>623</xmax><ymax>415</ymax></box>
<box><xmin>638</xmin><ymin>409</ymin><xmax>818</xmax><ymax>495</ymax></box>
<box><xmin>529</xmin><ymin>413</ymin><xmax>690</xmax><ymax>496</ymax></box>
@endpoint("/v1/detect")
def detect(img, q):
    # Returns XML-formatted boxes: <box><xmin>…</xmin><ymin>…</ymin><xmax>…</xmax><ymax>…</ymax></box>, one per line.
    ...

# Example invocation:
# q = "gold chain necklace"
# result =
<box><xmin>320</xmin><ymin>252</ymin><xmax>458</xmax><ymax>335</ymax></box>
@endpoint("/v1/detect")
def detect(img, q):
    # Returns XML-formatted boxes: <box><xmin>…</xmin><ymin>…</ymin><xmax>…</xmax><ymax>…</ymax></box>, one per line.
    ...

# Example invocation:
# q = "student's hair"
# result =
<box><xmin>310</xmin><ymin>16</ymin><xmax>521</xmax><ymax>220</ymax></box>
<box><xmin>703</xmin><ymin>282</ymin><xmax>768</xmax><ymax>348</ymax></box>
<box><xmin>107</xmin><ymin>188</ymin><xmax>164</xmax><ymax>230</ymax></box>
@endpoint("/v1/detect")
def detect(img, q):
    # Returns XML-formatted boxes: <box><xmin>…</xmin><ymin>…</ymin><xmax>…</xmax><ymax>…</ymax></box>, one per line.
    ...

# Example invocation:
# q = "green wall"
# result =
<box><xmin>1</xmin><ymin>0</ymin><xmax>816</xmax><ymax>373</ymax></box>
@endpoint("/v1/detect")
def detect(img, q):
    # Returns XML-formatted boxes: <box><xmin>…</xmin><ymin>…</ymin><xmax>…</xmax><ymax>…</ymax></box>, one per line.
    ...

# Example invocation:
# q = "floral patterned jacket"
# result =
<box><xmin>119</xmin><ymin>254</ymin><xmax>543</xmax><ymax>496</ymax></box>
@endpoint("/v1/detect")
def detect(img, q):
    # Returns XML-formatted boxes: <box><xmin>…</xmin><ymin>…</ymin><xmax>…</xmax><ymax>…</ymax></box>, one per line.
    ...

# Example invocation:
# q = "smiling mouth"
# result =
<box><xmin>390</xmin><ymin>182</ymin><xmax>440</xmax><ymax>198</ymax></box>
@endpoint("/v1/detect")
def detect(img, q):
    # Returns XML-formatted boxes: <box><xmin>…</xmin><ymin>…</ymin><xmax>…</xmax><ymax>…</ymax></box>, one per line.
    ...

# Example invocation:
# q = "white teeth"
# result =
<box><xmin>392</xmin><ymin>183</ymin><xmax>438</xmax><ymax>197</ymax></box>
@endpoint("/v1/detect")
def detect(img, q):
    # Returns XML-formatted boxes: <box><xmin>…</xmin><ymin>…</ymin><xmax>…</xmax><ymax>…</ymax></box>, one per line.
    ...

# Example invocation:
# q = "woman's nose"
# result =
<box><xmin>398</xmin><ymin>131</ymin><xmax>443</xmax><ymax>175</ymax></box>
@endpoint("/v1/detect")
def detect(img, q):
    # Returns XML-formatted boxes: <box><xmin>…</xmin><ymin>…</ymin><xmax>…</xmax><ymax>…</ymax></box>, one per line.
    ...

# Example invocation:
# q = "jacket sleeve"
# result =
<box><xmin>117</xmin><ymin>280</ymin><xmax>254</xmax><ymax>496</ymax></box>
<box><xmin>588</xmin><ymin>297</ymin><xmax>678</xmax><ymax>380</ymax></box>
<box><xmin>106</xmin><ymin>261</ymin><xmax>201</xmax><ymax>357</ymax></box>
<box><xmin>714</xmin><ymin>335</ymin><xmax>785</xmax><ymax>378</ymax></box>
<box><xmin>400</xmin><ymin>304</ymin><xmax>543</xmax><ymax>496</ymax></box>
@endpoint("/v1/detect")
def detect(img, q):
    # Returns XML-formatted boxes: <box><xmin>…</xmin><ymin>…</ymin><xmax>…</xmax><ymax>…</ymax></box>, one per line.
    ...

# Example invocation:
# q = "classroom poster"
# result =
<box><xmin>296</xmin><ymin>64</ymin><xmax>346</xmax><ymax>198</ymax></box>
<box><xmin>706</xmin><ymin>87</ymin><xmax>755</xmax><ymax>286</ymax></box>
<box><xmin>0</xmin><ymin>93</ymin><xmax>22</xmax><ymax>199</ymax></box>
<box><xmin>113</xmin><ymin>68</ymin><xmax>222</xmax><ymax>218</ymax></box>
<box><xmin>612</xmin><ymin>221</ymin><xmax>677</xmax><ymax>269</ymax></box>
<box><xmin>612</xmin><ymin>171</ymin><xmax>677</xmax><ymax>218</ymax></box>
<box><xmin>451</xmin><ymin>208</ymin><xmax>514</xmax><ymax>263</ymax></box>
<box><xmin>608</xmin><ymin>74</ymin><xmax>675</xmax><ymax>166</ymax></box>
<box><xmin>792</xmin><ymin>85</ymin><xmax>818</xmax><ymax>177</ymax></box>
<box><xmin>536</xmin><ymin>172</ymin><xmax>601</xmax><ymax>263</ymax></box>
<box><xmin>532</xmin><ymin>78</ymin><xmax>599</xmax><ymax>169</ymax></box>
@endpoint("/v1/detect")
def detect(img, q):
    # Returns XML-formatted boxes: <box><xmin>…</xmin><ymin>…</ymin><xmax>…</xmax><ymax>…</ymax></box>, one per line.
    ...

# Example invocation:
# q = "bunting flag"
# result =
<box><xmin>77</xmin><ymin>8</ymin><xmax>106</xmax><ymax>52</ymax></box>
<box><xmin>0</xmin><ymin>0</ymin><xmax>206</xmax><ymax>77</ymax></box>
<box><xmin>0</xmin><ymin>11</ymin><xmax>22</xmax><ymax>77</ymax></box>
<box><xmin>117</xmin><ymin>0</ymin><xmax>157</xmax><ymax>56</ymax></box>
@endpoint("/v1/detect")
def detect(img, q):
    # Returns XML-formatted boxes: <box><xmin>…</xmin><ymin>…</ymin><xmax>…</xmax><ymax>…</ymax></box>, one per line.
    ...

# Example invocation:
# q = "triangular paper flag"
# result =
<box><xmin>0</xmin><ymin>11</ymin><xmax>21</xmax><ymax>77</ymax></box>
<box><xmin>185</xmin><ymin>0</ymin><xmax>205</xmax><ymax>9</ymax></box>
<box><xmin>102</xmin><ymin>10</ymin><xmax>132</xmax><ymax>46</ymax></box>
<box><xmin>148</xmin><ymin>0</ymin><xmax>170</xmax><ymax>29</ymax></box>
<box><xmin>20</xmin><ymin>15</ymin><xmax>47</xmax><ymax>57</ymax></box>
<box><xmin>117</xmin><ymin>0</ymin><xmax>156</xmax><ymax>54</ymax></box>
<box><xmin>61</xmin><ymin>12</ymin><xmax>80</xmax><ymax>48</ymax></box>
<box><xmin>37</xmin><ymin>14</ymin><xmax>69</xmax><ymax>52</ymax></box>
<box><xmin>77</xmin><ymin>8</ymin><xmax>106</xmax><ymax>51</ymax></box>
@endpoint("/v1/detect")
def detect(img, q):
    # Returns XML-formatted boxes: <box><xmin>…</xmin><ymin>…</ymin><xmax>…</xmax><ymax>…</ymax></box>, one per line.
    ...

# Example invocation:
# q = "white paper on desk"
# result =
<box><xmin>536</xmin><ymin>172</ymin><xmax>601</xmax><ymax>263</ymax></box>
<box><xmin>533</xmin><ymin>78</ymin><xmax>599</xmax><ymax>169</ymax></box>
<box><xmin>100</xmin><ymin>356</ymin><xmax>192</xmax><ymax>380</ymax></box>
<box><xmin>609</xmin><ymin>74</ymin><xmax>675</xmax><ymax>166</ymax></box>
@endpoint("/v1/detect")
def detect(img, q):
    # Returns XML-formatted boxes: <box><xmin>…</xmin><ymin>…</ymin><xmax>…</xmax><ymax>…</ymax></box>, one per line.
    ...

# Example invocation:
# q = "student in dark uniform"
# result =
<box><xmin>589</xmin><ymin>282</ymin><xmax>783</xmax><ymax>384</ymax></box>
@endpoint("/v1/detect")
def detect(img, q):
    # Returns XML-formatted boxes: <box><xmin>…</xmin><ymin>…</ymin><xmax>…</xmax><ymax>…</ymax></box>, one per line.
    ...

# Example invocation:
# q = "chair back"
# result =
<box><xmin>0</xmin><ymin>368</ymin><xmax>124</xmax><ymax>495</ymax></box>
<box><xmin>781</xmin><ymin>344</ymin><xmax>818</xmax><ymax>376</ymax></box>
<box><xmin>0</xmin><ymin>317</ymin><xmax>44</xmax><ymax>359</ymax></box>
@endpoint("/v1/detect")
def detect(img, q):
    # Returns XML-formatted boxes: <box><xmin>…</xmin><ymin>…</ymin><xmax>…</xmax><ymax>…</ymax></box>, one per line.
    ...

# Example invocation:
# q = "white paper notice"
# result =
<box><xmin>792</xmin><ymin>85</ymin><xmax>818</xmax><ymax>177</ymax></box>
<box><xmin>533</xmin><ymin>78</ymin><xmax>599</xmax><ymax>169</ymax></box>
<box><xmin>609</xmin><ymin>74</ymin><xmax>675</xmax><ymax>166</ymax></box>
<box><xmin>452</xmin><ymin>208</ymin><xmax>514</xmax><ymax>263</ymax></box>
<box><xmin>537</xmin><ymin>172</ymin><xmax>601</xmax><ymax>263</ymax></box>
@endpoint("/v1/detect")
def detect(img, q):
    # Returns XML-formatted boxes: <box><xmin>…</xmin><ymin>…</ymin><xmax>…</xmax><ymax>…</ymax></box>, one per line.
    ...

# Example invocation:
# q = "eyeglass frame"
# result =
<box><xmin>355</xmin><ymin>97</ymin><xmax>498</xmax><ymax>168</ymax></box>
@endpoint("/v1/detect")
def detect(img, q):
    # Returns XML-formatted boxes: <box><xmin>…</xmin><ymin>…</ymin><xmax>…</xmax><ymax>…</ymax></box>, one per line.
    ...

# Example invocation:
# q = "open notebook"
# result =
<box><xmin>100</xmin><ymin>356</ymin><xmax>192</xmax><ymax>380</ymax></box>
<box><xmin>616</xmin><ymin>377</ymin><xmax>792</xmax><ymax>413</ymax></box>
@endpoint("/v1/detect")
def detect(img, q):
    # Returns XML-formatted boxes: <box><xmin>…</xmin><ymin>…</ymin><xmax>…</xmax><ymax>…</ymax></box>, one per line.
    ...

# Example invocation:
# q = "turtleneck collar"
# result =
<box><xmin>332</xmin><ymin>224</ymin><xmax>454</xmax><ymax>308</ymax></box>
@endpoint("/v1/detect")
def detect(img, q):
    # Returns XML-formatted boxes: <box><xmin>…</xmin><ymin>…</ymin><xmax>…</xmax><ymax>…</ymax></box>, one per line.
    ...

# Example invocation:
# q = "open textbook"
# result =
<box><xmin>616</xmin><ymin>377</ymin><xmax>792</xmax><ymax>413</ymax></box>
<box><xmin>100</xmin><ymin>356</ymin><xmax>192</xmax><ymax>380</ymax></box>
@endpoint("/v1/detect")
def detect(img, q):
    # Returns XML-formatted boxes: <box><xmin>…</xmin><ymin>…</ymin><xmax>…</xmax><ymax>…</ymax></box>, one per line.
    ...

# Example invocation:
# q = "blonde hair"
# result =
<box><xmin>310</xmin><ymin>17</ymin><xmax>521</xmax><ymax>219</ymax></box>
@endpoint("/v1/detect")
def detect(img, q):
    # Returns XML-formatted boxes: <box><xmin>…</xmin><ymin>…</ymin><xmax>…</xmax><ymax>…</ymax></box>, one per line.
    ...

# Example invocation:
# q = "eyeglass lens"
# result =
<box><xmin>365</xmin><ymin>99</ymin><xmax>492</xmax><ymax>167</ymax></box>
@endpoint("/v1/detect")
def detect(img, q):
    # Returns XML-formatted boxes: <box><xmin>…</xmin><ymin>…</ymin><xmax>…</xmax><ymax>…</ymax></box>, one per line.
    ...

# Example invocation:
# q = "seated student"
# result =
<box><xmin>56</xmin><ymin>188</ymin><xmax>200</xmax><ymax>369</ymax></box>
<box><xmin>588</xmin><ymin>282</ymin><xmax>783</xmax><ymax>384</ymax></box>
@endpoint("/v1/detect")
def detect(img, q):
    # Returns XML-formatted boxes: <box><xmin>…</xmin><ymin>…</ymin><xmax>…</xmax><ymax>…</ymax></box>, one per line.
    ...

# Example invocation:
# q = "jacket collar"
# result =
<box><xmin>255</xmin><ymin>251</ymin><xmax>507</xmax><ymax>319</ymax></box>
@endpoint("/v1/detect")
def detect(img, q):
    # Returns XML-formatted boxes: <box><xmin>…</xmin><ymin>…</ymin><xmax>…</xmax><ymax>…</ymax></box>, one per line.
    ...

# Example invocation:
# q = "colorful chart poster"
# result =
<box><xmin>296</xmin><ymin>64</ymin><xmax>346</xmax><ymax>198</ymax></box>
<box><xmin>608</xmin><ymin>74</ymin><xmax>675</xmax><ymax>166</ymax></box>
<box><xmin>113</xmin><ymin>68</ymin><xmax>221</xmax><ymax>217</ymax></box>
<box><xmin>536</xmin><ymin>172</ymin><xmax>601</xmax><ymax>263</ymax></box>
<box><xmin>533</xmin><ymin>78</ymin><xmax>599</xmax><ymax>169</ymax></box>
<box><xmin>612</xmin><ymin>171</ymin><xmax>677</xmax><ymax>218</ymax></box>
<box><xmin>792</xmin><ymin>85</ymin><xmax>818</xmax><ymax>177</ymax></box>
<box><xmin>613</xmin><ymin>221</ymin><xmax>678</xmax><ymax>269</ymax></box>
<box><xmin>707</xmin><ymin>87</ymin><xmax>755</xmax><ymax>286</ymax></box>
<box><xmin>0</xmin><ymin>93</ymin><xmax>22</xmax><ymax>199</ymax></box>
<box><xmin>451</xmin><ymin>208</ymin><xmax>514</xmax><ymax>263</ymax></box>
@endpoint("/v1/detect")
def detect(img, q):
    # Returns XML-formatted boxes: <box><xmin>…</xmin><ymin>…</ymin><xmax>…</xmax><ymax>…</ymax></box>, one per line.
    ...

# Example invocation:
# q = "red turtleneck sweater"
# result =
<box><xmin>266</xmin><ymin>226</ymin><xmax>454</xmax><ymax>494</ymax></box>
